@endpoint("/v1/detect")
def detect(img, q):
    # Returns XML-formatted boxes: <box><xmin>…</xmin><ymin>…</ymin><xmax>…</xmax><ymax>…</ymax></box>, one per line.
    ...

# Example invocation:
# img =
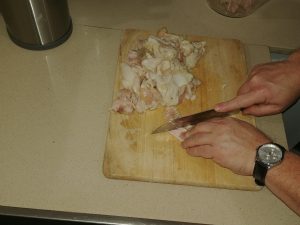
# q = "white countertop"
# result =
<box><xmin>69</xmin><ymin>0</ymin><xmax>300</xmax><ymax>50</ymax></box>
<box><xmin>0</xmin><ymin>1</ymin><xmax>299</xmax><ymax>224</ymax></box>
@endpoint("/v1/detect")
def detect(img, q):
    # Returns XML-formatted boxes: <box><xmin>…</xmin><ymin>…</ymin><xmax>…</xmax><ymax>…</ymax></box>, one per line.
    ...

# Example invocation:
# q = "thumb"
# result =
<box><xmin>242</xmin><ymin>104</ymin><xmax>282</xmax><ymax>116</ymax></box>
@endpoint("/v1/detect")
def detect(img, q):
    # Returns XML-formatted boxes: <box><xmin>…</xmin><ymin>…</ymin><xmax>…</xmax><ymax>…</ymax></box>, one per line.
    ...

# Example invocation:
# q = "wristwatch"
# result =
<box><xmin>253</xmin><ymin>143</ymin><xmax>286</xmax><ymax>186</ymax></box>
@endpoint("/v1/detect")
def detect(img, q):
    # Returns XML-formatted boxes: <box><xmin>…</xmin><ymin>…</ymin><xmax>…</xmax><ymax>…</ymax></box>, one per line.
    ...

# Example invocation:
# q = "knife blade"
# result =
<box><xmin>152</xmin><ymin>109</ymin><xmax>231</xmax><ymax>134</ymax></box>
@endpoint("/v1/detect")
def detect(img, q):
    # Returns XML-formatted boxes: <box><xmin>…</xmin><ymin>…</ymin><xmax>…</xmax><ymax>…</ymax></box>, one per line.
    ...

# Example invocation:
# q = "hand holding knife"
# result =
<box><xmin>152</xmin><ymin>109</ymin><xmax>234</xmax><ymax>134</ymax></box>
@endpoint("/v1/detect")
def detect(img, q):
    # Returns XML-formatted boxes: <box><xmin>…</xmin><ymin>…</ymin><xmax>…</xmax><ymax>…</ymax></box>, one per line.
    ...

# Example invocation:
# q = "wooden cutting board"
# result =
<box><xmin>103</xmin><ymin>29</ymin><xmax>259</xmax><ymax>191</ymax></box>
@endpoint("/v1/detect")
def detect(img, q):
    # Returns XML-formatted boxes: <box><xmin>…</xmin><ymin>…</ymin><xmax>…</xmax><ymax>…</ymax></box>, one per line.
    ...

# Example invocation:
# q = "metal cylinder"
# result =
<box><xmin>0</xmin><ymin>0</ymin><xmax>72</xmax><ymax>50</ymax></box>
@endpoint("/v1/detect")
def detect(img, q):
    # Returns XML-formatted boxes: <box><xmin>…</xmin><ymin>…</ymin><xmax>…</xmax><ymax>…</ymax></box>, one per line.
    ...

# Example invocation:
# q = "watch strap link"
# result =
<box><xmin>253</xmin><ymin>161</ymin><xmax>268</xmax><ymax>186</ymax></box>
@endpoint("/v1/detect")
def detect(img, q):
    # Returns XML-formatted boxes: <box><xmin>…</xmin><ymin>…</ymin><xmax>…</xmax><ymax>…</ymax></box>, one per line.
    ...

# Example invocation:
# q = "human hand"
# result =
<box><xmin>181</xmin><ymin>117</ymin><xmax>270</xmax><ymax>175</ymax></box>
<box><xmin>215</xmin><ymin>51</ymin><xmax>300</xmax><ymax>116</ymax></box>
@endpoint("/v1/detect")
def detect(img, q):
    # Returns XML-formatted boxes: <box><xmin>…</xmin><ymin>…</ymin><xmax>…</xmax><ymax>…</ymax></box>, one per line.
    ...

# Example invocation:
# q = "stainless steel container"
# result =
<box><xmin>0</xmin><ymin>0</ymin><xmax>72</xmax><ymax>50</ymax></box>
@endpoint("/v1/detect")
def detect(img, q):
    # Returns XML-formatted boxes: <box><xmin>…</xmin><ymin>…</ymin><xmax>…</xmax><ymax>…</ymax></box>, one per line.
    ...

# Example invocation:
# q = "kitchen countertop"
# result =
<box><xmin>69</xmin><ymin>0</ymin><xmax>300</xmax><ymax>51</ymax></box>
<box><xmin>0</xmin><ymin>0</ymin><xmax>299</xmax><ymax>224</ymax></box>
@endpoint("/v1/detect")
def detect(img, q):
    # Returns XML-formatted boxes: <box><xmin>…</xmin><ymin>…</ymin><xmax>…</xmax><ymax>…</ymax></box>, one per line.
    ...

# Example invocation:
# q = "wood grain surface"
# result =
<box><xmin>103</xmin><ymin>29</ymin><xmax>259</xmax><ymax>191</ymax></box>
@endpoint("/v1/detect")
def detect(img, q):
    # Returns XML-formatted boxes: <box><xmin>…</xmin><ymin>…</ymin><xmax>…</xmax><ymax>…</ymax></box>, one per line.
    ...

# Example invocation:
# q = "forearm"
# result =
<box><xmin>288</xmin><ymin>49</ymin><xmax>300</xmax><ymax>88</ymax></box>
<box><xmin>265</xmin><ymin>151</ymin><xmax>300</xmax><ymax>216</ymax></box>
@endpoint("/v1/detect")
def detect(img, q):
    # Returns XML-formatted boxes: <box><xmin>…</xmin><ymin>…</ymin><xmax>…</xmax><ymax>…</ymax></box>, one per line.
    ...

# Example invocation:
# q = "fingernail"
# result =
<box><xmin>214</xmin><ymin>104</ymin><xmax>222</xmax><ymax>111</ymax></box>
<box><xmin>180</xmin><ymin>132</ymin><xmax>186</xmax><ymax>139</ymax></box>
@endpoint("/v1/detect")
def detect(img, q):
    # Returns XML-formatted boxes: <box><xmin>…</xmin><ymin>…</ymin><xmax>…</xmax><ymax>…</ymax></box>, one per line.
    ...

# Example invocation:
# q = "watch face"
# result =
<box><xmin>258</xmin><ymin>143</ymin><xmax>283</xmax><ymax>165</ymax></box>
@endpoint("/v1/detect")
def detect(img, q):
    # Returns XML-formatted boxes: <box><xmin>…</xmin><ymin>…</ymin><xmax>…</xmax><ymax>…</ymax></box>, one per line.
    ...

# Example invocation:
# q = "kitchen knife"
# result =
<box><xmin>152</xmin><ymin>109</ymin><xmax>231</xmax><ymax>134</ymax></box>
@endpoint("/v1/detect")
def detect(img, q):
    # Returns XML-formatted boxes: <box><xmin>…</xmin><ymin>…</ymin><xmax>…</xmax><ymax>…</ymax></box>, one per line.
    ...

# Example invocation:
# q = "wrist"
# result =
<box><xmin>264</xmin><ymin>151</ymin><xmax>292</xmax><ymax>188</ymax></box>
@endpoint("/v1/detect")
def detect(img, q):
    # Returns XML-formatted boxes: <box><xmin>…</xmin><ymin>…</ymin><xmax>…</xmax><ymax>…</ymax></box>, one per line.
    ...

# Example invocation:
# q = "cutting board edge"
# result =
<box><xmin>102</xmin><ymin>151</ymin><xmax>111</xmax><ymax>179</ymax></box>
<box><xmin>102</xmin><ymin>172</ymin><xmax>261</xmax><ymax>191</ymax></box>
<box><xmin>122</xmin><ymin>28</ymin><xmax>246</xmax><ymax>45</ymax></box>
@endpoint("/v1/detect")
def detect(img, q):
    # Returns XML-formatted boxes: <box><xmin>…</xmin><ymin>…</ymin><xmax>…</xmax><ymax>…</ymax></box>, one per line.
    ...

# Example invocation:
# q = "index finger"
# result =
<box><xmin>214</xmin><ymin>91</ymin><xmax>264</xmax><ymax>112</ymax></box>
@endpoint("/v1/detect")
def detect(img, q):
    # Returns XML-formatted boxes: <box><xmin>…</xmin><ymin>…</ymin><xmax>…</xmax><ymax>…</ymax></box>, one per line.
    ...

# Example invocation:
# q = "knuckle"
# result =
<box><xmin>182</xmin><ymin>138</ymin><xmax>192</xmax><ymax>148</ymax></box>
<box><xmin>186</xmin><ymin>148</ymin><xmax>198</xmax><ymax>156</ymax></box>
<box><xmin>250</xmin><ymin>75</ymin><xmax>263</xmax><ymax>84</ymax></box>
<box><xmin>258</xmin><ymin>88</ymin><xmax>272</xmax><ymax>100</ymax></box>
<box><xmin>214</xmin><ymin>118</ymin><xmax>232</xmax><ymax>131</ymax></box>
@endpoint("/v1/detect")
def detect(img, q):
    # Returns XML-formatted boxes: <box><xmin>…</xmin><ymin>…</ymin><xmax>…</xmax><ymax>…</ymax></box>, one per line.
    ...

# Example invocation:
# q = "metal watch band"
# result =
<box><xmin>253</xmin><ymin>161</ymin><xmax>268</xmax><ymax>186</ymax></box>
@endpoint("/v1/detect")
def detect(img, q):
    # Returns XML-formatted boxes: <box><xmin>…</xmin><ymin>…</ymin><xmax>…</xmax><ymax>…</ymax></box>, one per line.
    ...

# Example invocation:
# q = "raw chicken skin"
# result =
<box><xmin>112</xmin><ymin>28</ymin><xmax>206</xmax><ymax>114</ymax></box>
